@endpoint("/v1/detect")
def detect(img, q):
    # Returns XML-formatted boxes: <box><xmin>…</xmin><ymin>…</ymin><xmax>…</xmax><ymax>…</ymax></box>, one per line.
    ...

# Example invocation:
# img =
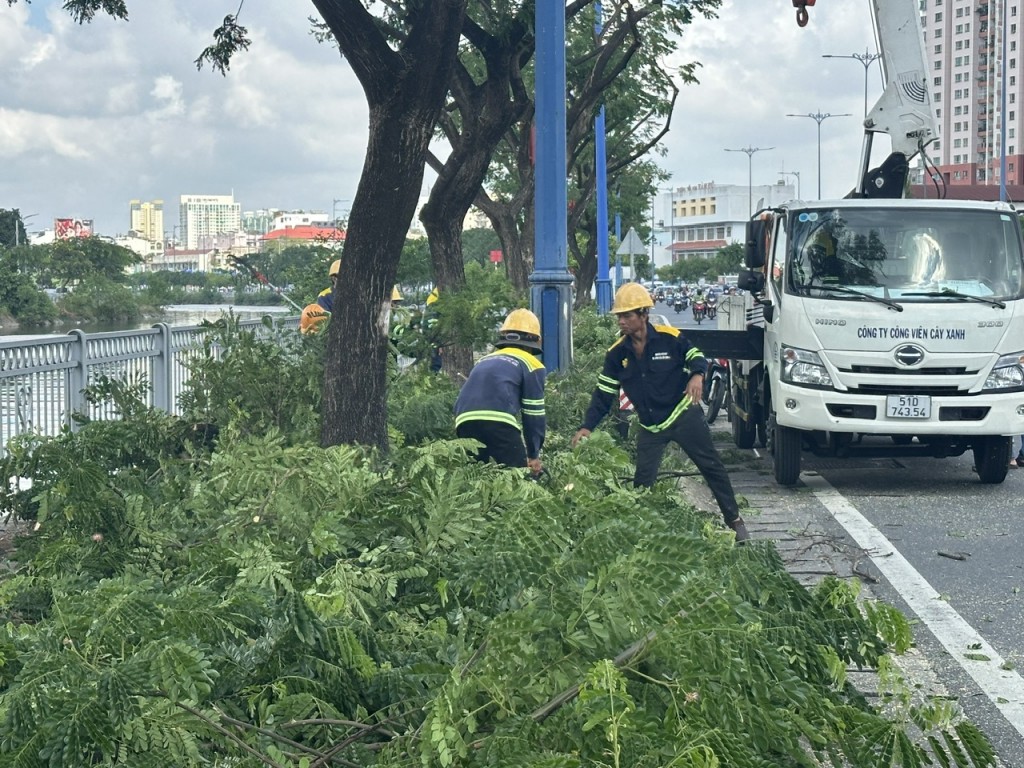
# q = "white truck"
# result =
<box><xmin>694</xmin><ymin>0</ymin><xmax>1024</xmax><ymax>486</ymax></box>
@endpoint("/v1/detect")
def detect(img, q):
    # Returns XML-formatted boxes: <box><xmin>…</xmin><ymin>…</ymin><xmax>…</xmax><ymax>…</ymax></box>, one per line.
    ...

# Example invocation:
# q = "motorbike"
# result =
<box><xmin>702</xmin><ymin>357</ymin><xmax>729</xmax><ymax>425</ymax></box>
<box><xmin>672</xmin><ymin>296</ymin><xmax>687</xmax><ymax>313</ymax></box>
<box><xmin>692</xmin><ymin>298</ymin><xmax>707</xmax><ymax>324</ymax></box>
<box><xmin>705</xmin><ymin>296</ymin><xmax>718</xmax><ymax>320</ymax></box>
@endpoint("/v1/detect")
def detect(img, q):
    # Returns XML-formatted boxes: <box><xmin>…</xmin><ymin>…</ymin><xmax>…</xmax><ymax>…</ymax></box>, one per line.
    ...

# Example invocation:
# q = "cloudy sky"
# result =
<box><xmin>1</xmin><ymin>0</ymin><xmax>885</xmax><ymax>238</ymax></box>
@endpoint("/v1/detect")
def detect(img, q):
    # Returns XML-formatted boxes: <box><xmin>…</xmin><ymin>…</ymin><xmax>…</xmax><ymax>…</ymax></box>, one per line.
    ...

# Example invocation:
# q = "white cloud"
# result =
<box><xmin>665</xmin><ymin>0</ymin><xmax>888</xmax><ymax>200</ymax></box>
<box><xmin>0</xmin><ymin>0</ymin><xmax>370</xmax><ymax>234</ymax></box>
<box><xmin>1</xmin><ymin>0</ymin><xmax>891</xmax><ymax>237</ymax></box>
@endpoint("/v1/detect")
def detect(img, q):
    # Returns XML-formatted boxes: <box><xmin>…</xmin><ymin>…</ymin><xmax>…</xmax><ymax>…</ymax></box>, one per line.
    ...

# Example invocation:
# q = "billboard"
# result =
<box><xmin>55</xmin><ymin>218</ymin><xmax>94</xmax><ymax>239</ymax></box>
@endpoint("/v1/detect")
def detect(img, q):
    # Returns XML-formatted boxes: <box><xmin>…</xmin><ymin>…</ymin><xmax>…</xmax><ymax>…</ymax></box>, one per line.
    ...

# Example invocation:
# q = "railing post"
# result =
<box><xmin>152</xmin><ymin>323</ymin><xmax>172</xmax><ymax>412</ymax></box>
<box><xmin>67</xmin><ymin>329</ymin><xmax>88</xmax><ymax>432</ymax></box>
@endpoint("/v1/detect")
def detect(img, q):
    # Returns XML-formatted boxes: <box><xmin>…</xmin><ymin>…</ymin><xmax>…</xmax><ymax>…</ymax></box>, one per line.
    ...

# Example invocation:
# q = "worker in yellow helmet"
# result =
<box><xmin>316</xmin><ymin>259</ymin><xmax>341</xmax><ymax>313</ymax></box>
<box><xmin>571</xmin><ymin>283</ymin><xmax>749</xmax><ymax>542</ymax></box>
<box><xmin>454</xmin><ymin>308</ymin><xmax>546</xmax><ymax>473</ymax></box>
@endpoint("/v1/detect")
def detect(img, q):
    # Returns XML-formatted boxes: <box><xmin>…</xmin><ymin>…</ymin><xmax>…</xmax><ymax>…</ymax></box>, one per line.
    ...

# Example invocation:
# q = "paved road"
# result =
<box><xmin>658</xmin><ymin>295</ymin><xmax>1024</xmax><ymax>765</ymax></box>
<box><xmin>654</xmin><ymin>306</ymin><xmax>1023</xmax><ymax>762</ymax></box>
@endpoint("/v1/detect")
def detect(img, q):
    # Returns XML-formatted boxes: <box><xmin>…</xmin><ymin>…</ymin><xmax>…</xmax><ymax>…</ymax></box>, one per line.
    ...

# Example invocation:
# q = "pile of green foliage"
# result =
<box><xmin>0</xmin><ymin>317</ymin><xmax>995</xmax><ymax>767</ymax></box>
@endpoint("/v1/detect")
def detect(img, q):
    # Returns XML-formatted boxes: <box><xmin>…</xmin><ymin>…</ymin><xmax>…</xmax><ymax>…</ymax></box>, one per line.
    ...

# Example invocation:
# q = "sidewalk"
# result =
<box><xmin>678</xmin><ymin>427</ymin><xmax>953</xmax><ymax>715</ymax></box>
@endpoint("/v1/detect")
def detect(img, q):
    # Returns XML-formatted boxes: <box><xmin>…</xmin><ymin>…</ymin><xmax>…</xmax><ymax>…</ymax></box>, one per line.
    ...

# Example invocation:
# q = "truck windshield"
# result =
<box><xmin>786</xmin><ymin>208</ymin><xmax>1024</xmax><ymax>302</ymax></box>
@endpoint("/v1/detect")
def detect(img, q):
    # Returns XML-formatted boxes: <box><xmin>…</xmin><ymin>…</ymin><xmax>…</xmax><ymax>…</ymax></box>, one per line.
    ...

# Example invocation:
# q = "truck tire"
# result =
<box><xmin>973</xmin><ymin>436</ymin><xmax>1011</xmax><ymax>484</ymax></box>
<box><xmin>773</xmin><ymin>424</ymin><xmax>802</xmax><ymax>486</ymax></box>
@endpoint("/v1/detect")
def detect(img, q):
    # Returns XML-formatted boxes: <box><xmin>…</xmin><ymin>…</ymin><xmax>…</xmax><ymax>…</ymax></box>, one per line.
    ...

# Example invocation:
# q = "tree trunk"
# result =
<box><xmin>315</xmin><ymin>0</ymin><xmax>467</xmax><ymax>450</ymax></box>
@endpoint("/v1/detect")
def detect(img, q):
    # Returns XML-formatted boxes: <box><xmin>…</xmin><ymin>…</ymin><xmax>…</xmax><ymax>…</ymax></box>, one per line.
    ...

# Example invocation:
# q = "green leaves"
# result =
<box><xmin>0</xmin><ymin>322</ymin><xmax>999</xmax><ymax>767</ymax></box>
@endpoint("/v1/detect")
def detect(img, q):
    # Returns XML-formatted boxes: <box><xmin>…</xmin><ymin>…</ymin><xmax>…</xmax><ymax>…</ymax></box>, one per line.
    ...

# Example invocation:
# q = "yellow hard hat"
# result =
<box><xmin>299</xmin><ymin>303</ymin><xmax>329</xmax><ymax>334</ymax></box>
<box><xmin>611</xmin><ymin>283</ymin><xmax>654</xmax><ymax>314</ymax></box>
<box><xmin>497</xmin><ymin>308</ymin><xmax>542</xmax><ymax>350</ymax></box>
<box><xmin>329</xmin><ymin>259</ymin><xmax>341</xmax><ymax>277</ymax></box>
<box><xmin>391</xmin><ymin>286</ymin><xmax>403</xmax><ymax>301</ymax></box>
<box><xmin>426</xmin><ymin>287</ymin><xmax>440</xmax><ymax>305</ymax></box>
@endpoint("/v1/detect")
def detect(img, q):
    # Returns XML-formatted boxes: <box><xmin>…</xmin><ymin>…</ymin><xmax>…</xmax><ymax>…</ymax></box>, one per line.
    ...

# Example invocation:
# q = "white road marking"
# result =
<box><xmin>802</xmin><ymin>473</ymin><xmax>1024</xmax><ymax>735</ymax></box>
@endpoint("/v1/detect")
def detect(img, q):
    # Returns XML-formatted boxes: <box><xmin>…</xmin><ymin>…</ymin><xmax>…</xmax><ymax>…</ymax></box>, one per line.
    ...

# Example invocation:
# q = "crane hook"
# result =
<box><xmin>792</xmin><ymin>0</ymin><xmax>814</xmax><ymax>27</ymax></box>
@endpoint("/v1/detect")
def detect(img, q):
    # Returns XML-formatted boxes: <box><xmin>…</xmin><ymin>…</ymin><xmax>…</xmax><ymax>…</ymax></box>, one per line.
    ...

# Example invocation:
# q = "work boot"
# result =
<box><xmin>728</xmin><ymin>517</ymin><xmax>750</xmax><ymax>544</ymax></box>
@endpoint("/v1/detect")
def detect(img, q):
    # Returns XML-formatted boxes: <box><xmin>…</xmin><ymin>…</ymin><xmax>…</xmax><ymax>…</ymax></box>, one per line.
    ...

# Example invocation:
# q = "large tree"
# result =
<box><xmin>465</xmin><ymin>0</ymin><xmax>719</xmax><ymax>300</ymax></box>
<box><xmin>29</xmin><ymin>0</ymin><xmax>469</xmax><ymax>450</ymax></box>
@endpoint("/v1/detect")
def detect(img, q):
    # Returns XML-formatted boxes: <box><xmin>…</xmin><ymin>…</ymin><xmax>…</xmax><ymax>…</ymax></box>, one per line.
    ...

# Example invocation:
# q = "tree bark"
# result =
<box><xmin>313</xmin><ymin>0</ymin><xmax>468</xmax><ymax>450</ymax></box>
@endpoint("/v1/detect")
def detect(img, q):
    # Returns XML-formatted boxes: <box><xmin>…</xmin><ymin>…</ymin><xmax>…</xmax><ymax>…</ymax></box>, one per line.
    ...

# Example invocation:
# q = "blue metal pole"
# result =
<box><xmin>614</xmin><ymin>208</ymin><xmax>622</xmax><ymax>290</ymax></box>
<box><xmin>531</xmin><ymin>0</ymin><xmax>574</xmax><ymax>371</ymax></box>
<box><xmin>595</xmin><ymin>105</ymin><xmax>611</xmax><ymax>313</ymax></box>
<box><xmin>593</xmin><ymin>0</ymin><xmax>612</xmax><ymax>313</ymax></box>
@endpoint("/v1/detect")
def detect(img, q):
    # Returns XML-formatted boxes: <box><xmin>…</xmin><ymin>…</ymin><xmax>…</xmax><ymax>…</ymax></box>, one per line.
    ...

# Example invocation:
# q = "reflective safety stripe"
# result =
<box><xmin>685</xmin><ymin>347</ymin><xmax>703</xmax><ymax>362</ymax></box>
<box><xmin>597</xmin><ymin>373</ymin><xmax>619</xmax><ymax>394</ymax></box>
<box><xmin>455</xmin><ymin>410</ymin><xmax>522</xmax><ymax>431</ymax></box>
<box><xmin>640</xmin><ymin>395</ymin><xmax>693</xmax><ymax>433</ymax></box>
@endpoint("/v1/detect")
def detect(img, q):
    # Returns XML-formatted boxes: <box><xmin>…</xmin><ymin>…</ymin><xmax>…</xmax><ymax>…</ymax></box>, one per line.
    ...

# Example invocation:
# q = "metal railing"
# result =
<box><xmin>1</xmin><ymin>317</ymin><xmax>299</xmax><ymax>458</ymax></box>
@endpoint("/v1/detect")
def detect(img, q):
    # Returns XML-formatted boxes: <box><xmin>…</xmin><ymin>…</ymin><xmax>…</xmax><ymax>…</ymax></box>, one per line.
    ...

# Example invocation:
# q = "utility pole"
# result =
<box><xmin>822</xmin><ymin>49</ymin><xmax>882</xmax><ymax>118</ymax></box>
<box><xmin>785</xmin><ymin>112</ymin><xmax>851</xmax><ymax>198</ymax></box>
<box><xmin>724</xmin><ymin>147</ymin><xmax>774</xmax><ymax>217</ymax></box>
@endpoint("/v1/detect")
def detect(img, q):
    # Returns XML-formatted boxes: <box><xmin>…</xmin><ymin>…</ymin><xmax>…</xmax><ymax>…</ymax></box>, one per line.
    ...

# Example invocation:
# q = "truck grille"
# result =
<box><xmin>845</xmin><ymin>365</ymin><xmax>969</xmax><ymax>375</ymax></box>
<box><xmin>849</xmin><ymin>384</ymin><xmax>964</xmax><ymax>396</ymax></box>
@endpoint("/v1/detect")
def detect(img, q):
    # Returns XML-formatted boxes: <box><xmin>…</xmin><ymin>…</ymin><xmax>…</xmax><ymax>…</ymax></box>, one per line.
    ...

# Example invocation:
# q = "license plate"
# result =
<box><xmin>886</xmin><ymin>394</ymin><xmax>931</xmax><ymax>419</ymax></box>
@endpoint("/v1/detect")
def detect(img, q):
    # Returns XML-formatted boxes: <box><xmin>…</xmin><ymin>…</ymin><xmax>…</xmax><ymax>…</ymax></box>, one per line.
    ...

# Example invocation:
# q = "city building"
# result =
<box><xmin>179</xmin><ymin>194</ymin><xmax>242</xmax><ymax>249</ymax></box>
<box><xmin>270</xmin><ymin>211</ymin><xmax>330</xmax><ymax>229</ymax></box>
<box><xmin>260</xmin><ymin>225</ymin><xmax>345</xmax><ymax>251</ymax></box>
<box><xmin>115</xmin><ymin>233</ymin><xmax>164</xmax><ymax>270</ymax></box>
<box><xmin>652</xmin><ymin>181</ymin><xmax>795</xmax><ymax>270</ymax></box>
<box><xmin>129</xmin><ymin>199</ymin><xmax>164</xmax><ymax>243</ymax></box>
<box><xmin>917</xmin><ymin>0</ymin><xmax>1023</xmax><ymax>192</ymax></box>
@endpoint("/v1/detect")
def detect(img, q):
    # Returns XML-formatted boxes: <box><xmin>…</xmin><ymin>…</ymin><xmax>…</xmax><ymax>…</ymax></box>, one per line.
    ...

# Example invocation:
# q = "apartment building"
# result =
<box><xmin>179</xmin><ymin>194</ymin><xmax>242</xmax><ymax>249</ymax></box>
<box><xmin>129</xmin><ymin>199</ymin><xmax>164</xmax><ymax>242</ymax></box>
<box><xmin>653</xmin><ymin>182</ymin><xmax>795</xmax><ymax>269</ymax></box>
<box><xmin>920</xmin><ymin>0</ymin><xmax>1023</xmax><ymax>188</ymax></box>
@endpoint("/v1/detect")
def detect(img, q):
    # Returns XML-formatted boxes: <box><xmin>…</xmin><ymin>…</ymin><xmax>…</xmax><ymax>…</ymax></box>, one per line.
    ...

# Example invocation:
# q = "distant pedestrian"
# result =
<box><xmin>571</xmin><ymin>283</ymin><xmax>749</xmax><ymax>542</ymax></box>
<box><xmin>1011</xmin><ymin>435</ymin><xmax>1024</xmax><ymax>467</ymax></box>
<box><xmin>454</xmin><ymin>309</ymin><xmax>546</xmax><ymax>473</ymax></box>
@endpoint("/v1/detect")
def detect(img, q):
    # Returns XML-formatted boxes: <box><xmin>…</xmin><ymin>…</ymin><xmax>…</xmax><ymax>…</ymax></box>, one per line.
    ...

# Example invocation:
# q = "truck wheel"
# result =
<box><xmin>973</xmin><ymin>436</ymin><xmax>1011</xmax><ymax>484</ymax></box>
<box><xmin>773</xmin><ymin>424</ymin><xmax>802</xmax><ymax>486</ymax></box>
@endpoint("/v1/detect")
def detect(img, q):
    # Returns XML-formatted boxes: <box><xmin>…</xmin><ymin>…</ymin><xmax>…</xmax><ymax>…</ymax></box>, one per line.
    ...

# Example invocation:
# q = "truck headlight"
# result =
<box><xmin>983</xmin><ymin>352</ymin><xmax>1024</xmax><ymax>391</ymax></box>
<box><xmin>781</xmin><ymin>345</ymin><xmax>833</xmax><ymax>388</ymax></box>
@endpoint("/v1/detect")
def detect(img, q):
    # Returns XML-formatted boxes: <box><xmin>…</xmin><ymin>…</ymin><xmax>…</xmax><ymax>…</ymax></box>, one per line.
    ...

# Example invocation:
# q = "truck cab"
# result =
<box><xmin>736</xmin><ymin>199</ymin><xmax>1024</xmax><ymax>484</ymax></box>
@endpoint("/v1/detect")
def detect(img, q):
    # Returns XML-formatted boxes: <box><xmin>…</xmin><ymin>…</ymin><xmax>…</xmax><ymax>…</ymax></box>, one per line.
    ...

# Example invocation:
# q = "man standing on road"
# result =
<box><xmin>455</xmin><ymin>309</ymin><xmax>546</xmax><ymax>474</ymax></box>
<box><xmin>571</xmin><ymin>283</ymin><xmax>749</xmax><ymax>542</ymax></box>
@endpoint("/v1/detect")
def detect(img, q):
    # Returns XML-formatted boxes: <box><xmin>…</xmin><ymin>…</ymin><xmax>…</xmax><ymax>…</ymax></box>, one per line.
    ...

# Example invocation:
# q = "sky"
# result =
<box><xmin>1</xmin><ymin>0</ymin><xmax>888</xmax><ymax>239</ymax></box>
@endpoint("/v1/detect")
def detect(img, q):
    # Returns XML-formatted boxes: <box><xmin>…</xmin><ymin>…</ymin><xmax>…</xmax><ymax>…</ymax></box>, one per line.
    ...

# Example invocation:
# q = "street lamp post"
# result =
<box><xmin>724</xmin><ymin>146</ymin><xmax>774</xmax><ymax>217</ymax></box>
<box><xmin>785</xmin><ymin>112</ymin><xmax>852</xmax><ymax>199</ymax></box>
<box><xmin>778</xmin><ymin>170</ymin><xmax>801</xmax><ymax>199</ymax></box>
<box><xmin>822</xmin><ymin>49</ymin><xmax>882</xmax><ymax>119</ymax></box>
<box><xmin>14</xmin><ymin>212</ymin><xmax>38</xmax><ymax>248</ymax></box>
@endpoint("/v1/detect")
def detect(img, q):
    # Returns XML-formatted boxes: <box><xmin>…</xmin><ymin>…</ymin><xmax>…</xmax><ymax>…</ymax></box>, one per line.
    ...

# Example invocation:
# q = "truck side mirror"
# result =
<box><xmin>745</xmin><ymin>219</ymin><xmax>768</xmax><ymax>268</ymax></box>
<box><xmin>738</xmin><ymin>269</ymin><xmax>764</xmax><ymax>293</ymax></box>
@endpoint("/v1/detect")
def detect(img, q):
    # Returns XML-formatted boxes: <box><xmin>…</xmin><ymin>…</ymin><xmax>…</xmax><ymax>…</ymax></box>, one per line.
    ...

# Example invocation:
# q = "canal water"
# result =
<box><xmin>0</xmin><ymin>305</ymin><xmax>293</xmax><ymax>342</ymax></box>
